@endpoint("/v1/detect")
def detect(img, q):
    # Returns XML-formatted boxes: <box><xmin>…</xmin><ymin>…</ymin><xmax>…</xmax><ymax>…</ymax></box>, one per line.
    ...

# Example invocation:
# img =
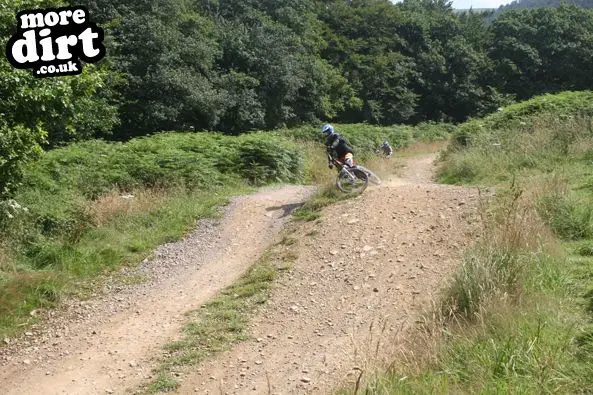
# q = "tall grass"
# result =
<box><xmin>353</xmin><ymin>176</ymin><xmax>592</xmax><ymax>394</ymax></box>
<box><xmin>439</xmin><ymin>115</ymin><xmax>593</xmax><ymax>185</ymax></box>
<box><xmin>449</xmin><ymin>91</ymin><xmax>593</xmax><ymax>153</ymax></box>
<box><xmin>351</xmin><ymin>91</ymin><xmax>593</xmax><ymax>394</ymax></box>
<box><xmin>443</xmin><ymin>182</ymin><xmax>558</xmax><ymax>320</ymax></box>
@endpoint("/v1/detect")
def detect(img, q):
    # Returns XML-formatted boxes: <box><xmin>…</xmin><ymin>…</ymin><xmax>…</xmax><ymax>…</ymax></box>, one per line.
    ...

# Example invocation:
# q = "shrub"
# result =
<box><xmin>235</xmin><ymin>134</ymin><xmax>302</xmax><ymax>185</ymax></box>
<box><xmin>283</xmin><ymin>123</ymin><xmax>417</xmax><ymax>153</ymax></box>
<box><xmin>0</xmin><ymin>123</ymin><xmax>45</xmax><ymax>200</ymax></box>
<box><xmin>0</xmin><ymin>132</ymin><xmax>307</xmax><ymax>257</ymax></box>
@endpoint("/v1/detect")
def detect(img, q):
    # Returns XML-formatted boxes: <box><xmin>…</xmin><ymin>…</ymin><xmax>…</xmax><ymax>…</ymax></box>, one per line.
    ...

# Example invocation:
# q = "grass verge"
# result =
<box><xmin>293</xmin><ymin>183</ymin><xmax>356</xmax><ymax>222</ymax></box>
<box><xmin>343</xmin><ymin>178</ymin><xmax>593</xmax><ymax>393</ymax></box>
<box><xmin>143</xmin><ymin>240</ymin><xmax>297</xmax><ymax>393</ymax></box>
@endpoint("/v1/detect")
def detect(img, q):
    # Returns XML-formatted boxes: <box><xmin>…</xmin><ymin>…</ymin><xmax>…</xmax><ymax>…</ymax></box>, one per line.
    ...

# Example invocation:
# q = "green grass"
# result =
<box><xmin>350</xmin><ymin>181</ymin><xmax>593</xmax><ymax>394</ymax></box>
<box><xmin>348</xmin><ymin>91</ymin><xmax>593</xmax><ymax>394</ymax></box>
<box><xmin>358</xmin><ymin>295</ymin><xmax>589</xmax><ymax>394</ymax></box>
<box><xmin>450</xmin><ymin>91</ymin><xmax>593</xmax><ymax>151</ymax></box>
<box><xmin>143</xmin><ymin>249</ymin><xmax>292</xmax><ymax>393</ymax></box>
<box><xmin>439</xmin><ymin>116</ymin><xmax>593</xmax><ymax>186</ymax></box>
<box><xmin>0</xmin><ymin>131</ymin><xmax>302</xmax><ymax>338</ymax></box>
<box><xmin>0</xmin><ymin>185</ymin><xmax>247</xmax><ymax>339</ymax></box>
<box><xmin>277</xmin><ymin>235</ymin><xmax>298</xmax><ymax>246</ymax></box>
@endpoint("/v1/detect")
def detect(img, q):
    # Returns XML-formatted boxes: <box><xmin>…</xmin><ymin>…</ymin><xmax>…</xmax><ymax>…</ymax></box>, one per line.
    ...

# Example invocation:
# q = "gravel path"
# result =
<box><xmin>0</xmin><ymin>185</ymin><xmax>314</xmax><ymax>395</ymax></box>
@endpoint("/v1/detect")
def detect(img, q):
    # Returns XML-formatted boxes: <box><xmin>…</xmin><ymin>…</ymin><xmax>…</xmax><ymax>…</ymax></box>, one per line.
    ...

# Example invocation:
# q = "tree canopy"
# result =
<box><xmin>78</xmin><ymin>0</ymin><xmax>591</xmax><ymax>134</ymax></box>
<box><xmin>497</xmin><ymin>0</ymin><xmax>593</xmax><ymax>11</ymax></box>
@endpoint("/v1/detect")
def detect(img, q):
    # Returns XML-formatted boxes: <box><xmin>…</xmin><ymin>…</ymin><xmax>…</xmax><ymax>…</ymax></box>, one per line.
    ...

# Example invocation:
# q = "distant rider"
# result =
<box><xmin>380</xmin><ymin>140</ymin><xmax>393</xmax><ymax>157</ymax></box>
<box><xmin>322</xmin><ymin>124</ymin><xmax>355</xmax><ymax>168</ymax></box>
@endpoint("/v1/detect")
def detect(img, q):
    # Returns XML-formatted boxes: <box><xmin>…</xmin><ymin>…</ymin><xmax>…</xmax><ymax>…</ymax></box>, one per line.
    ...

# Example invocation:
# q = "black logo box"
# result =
<box><xmin>5</xmin><ymin>6</ymin><xmax>105</xmax><ymax>77</ymax></box>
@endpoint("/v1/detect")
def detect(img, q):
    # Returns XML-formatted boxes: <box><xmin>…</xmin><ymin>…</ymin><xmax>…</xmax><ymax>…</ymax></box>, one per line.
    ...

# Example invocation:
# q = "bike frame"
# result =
<box><xmin>328</xmin><ymin>153</ymin><xmax>357</xmax><ymax>179</ymax></box>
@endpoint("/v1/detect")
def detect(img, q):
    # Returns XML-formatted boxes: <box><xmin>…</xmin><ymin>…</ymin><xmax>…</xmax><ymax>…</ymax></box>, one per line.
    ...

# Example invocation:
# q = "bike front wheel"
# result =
<box><xmin>336</xmin><ymin>167</ymin><xmax>369</xmax><ymax>194</ymax></box>
<box><xmin>357</xmin><ymin>165</ymin><xmax>382</xmax><ymax>185</ymax></box>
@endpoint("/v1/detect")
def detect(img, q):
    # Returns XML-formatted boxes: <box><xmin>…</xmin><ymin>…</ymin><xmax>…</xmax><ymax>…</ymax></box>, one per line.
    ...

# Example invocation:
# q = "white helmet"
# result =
<box><xmin>321</xmin><ymin>124</ymin><xmax>335</xmax><ymax>138</ymax></box>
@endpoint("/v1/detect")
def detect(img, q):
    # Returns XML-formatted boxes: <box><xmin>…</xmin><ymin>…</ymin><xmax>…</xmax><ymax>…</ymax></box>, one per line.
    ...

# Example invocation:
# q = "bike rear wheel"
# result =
<box><xmin>336</xmin><ymin>167</ymin><xmax>369</xmax><ymax>194</ymax></box>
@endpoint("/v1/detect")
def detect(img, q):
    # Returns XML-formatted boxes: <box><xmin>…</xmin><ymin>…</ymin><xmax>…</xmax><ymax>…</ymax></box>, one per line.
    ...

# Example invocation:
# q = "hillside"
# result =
<box><xmin>1</xmin><ymin>86</ymin><xmax>593</xmax><ymax>393</ymax></box>
<box><xmin>498</xmin><ymin>0</ymin><xmax>593</xmax><ymax>10</ymax></box>
<box><xmin>2</xmin><ymin>0</ymin><xmax>593</xmax><ymax>391</ymax></box>
<box><xmin>361</xmin><ymin>91</ymin><xmax>593</xmax><ymax>393</ymax></box>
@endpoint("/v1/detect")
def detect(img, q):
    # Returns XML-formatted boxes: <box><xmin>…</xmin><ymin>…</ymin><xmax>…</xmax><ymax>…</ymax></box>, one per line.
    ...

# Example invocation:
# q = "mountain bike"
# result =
<box><xmin>356</xmin><ymin>165</ymin><xmax>382</xmax><ymax>185</ymax></box>
<box><xmin>374</xmin><ymin>146</ymin><xmax>393</xmax><ymax>158</ymax></box>
<box><xmin>328</xmin><ymin>154</ymin><xmax>369</xmax><ymax>194</ymax></box>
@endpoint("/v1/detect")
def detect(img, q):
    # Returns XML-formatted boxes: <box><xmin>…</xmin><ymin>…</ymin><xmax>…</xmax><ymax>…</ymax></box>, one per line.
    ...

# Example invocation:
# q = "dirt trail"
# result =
<box><xmin>0</xmin><ymin>185</ymin><xmax>314</xmax><ymax>395</ymax></box>
<box><xmin>176</xmin><ymin>154</ymin><xmax>480</xmax><ymax>394</ymax></box>
<box><xmin>0</xmin><ymin>153</ymin><xmax>479</xmax><ymax>395</ymax></box>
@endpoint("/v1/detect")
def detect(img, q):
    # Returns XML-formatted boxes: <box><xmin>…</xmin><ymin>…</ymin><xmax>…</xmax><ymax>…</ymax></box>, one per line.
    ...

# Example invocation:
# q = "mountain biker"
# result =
<box><xmin>380</xmin><ymin>140</ymin><xmax>393</xmax><ymax>157</ymax></box>
<box><xmin>322</xmin><ymin>124</ymin><xmax>355</xmax><ymax>168</ymax></box>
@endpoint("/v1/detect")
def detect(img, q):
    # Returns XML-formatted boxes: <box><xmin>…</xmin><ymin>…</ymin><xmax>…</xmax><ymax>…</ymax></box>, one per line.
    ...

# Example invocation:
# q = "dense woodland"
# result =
<box><xmin>2</xmin><ymin>0</ymin><xmax>593</xmax><ymax>198</ymax></box>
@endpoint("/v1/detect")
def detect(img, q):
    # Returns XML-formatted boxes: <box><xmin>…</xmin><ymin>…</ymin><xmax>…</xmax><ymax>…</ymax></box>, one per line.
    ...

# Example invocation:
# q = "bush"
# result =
<box><xmin>235</xmin><ymin>134</ymin><xmax>303</xmax><ymax>185</ymax></box>
<box><xmin>283</xmin><ymin>122</ymin><xmax>448</xmax><ymax>155</ymax></box>
<box><xmin>0</xmin><ymin>123</ymin><xmax>45</xmax><ymax>200</ymax></box>
<box><xmin>1</xmin><ymin>132</ymin><xmax>306</xmax><ymax>253</ymax></box>
<box><xmin>412</xmin><ymin>122</ymin><xmax>457</xmax><ymax>142</ymax></box>
<box><xmin>536</xmin><ymin>194</ymin><xmax>593</xmax><ymax>240</ymax></box>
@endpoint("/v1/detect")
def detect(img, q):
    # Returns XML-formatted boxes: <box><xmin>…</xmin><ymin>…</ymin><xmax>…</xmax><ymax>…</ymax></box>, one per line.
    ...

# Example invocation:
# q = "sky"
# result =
<box><xmin>451</xmin><ymin>0</ymin><xmax>514</xmax><ymax>9</ymax></box>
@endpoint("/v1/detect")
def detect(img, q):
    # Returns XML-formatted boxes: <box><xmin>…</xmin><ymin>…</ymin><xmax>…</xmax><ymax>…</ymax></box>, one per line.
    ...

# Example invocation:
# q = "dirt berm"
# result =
<box><xmin>177</xmin><ymin>154</ymin><xmax>480</xmax><ymax>394</ymax></box>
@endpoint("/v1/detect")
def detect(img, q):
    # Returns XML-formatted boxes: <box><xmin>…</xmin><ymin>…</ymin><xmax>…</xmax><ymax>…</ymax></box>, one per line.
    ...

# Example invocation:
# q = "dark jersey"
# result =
<box><xmin>326</xmin><ymin>133</ymin><xmax>353</xmax><ymax>158</ymax></box>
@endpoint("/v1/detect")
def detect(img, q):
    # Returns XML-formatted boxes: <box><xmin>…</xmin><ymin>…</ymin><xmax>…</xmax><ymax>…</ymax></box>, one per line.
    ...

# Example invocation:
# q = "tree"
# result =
<box><xmin>490</xmin><ymin>5</ymin><xmax>593</xmax><ymax>99</ymax></box>
<box><xmin>0</xmin><ymin>0</ymin><xmax>118</xmax><ymax>197</ymax></box>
